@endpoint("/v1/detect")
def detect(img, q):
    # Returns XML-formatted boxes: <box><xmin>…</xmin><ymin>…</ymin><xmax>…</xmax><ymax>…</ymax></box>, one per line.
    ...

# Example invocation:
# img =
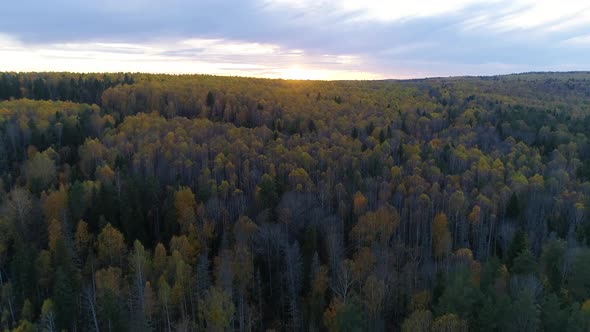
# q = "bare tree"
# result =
<box><xmin>331</xmin><ymin>260</ymin><xmax>355</xmax><ymax>304</ymax></box>
<box><xmin>0</xmin><ymin>271</ymin><xmax>15</xmax><ymax>327</ymax></box>
<box><xmin>284</xmin><ymin>242</ymin><xmax>302</xmax><ymax>332</ymax></box>
<box><xmin>83</xmin><ymin>286</ymin><xmax>100</xmax><ymax>332</ymax></box>
<box><xmin>6</xmin><ymin>187</ymin><xmax>32</xmax><ymax>234</ymax></box>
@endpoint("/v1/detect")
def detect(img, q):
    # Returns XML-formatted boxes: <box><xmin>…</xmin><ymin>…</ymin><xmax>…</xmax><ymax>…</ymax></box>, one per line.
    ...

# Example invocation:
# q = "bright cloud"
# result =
<box><xmin>0</xmin><ymin>35</ymin><xmax>380</xmax><ymax>80</ymax></box>
<box><xmin>478</xmin><ymin>0</ymin><xmax>590</xmax><ymax>32</ymax></box>
<box><xmin>266</xmin><ymin>0</ymin><xmax>590</xmax><ymax>33</ymax></box>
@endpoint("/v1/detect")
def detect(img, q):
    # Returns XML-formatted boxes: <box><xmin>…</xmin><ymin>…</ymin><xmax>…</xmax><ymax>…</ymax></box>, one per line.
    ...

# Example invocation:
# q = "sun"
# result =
<box><xmin>280</xmin><ymin>65</ymin><xmax>324</xmax><ymax>80</ymax></box>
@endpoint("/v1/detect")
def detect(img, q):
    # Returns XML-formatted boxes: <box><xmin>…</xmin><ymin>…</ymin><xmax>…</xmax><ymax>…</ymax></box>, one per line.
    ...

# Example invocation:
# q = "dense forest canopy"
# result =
<box><xmin>0</xmin><ymin>71</ymin><xmax>590</xmax><ymax>331</ymax></box>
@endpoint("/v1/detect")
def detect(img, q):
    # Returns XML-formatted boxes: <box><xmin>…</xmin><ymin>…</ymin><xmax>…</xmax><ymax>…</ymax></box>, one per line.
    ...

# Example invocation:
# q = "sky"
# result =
<box><xmin>1</xmin><ymin>0</ymin><xmax>590</xmax><ymax>80</ymax></box>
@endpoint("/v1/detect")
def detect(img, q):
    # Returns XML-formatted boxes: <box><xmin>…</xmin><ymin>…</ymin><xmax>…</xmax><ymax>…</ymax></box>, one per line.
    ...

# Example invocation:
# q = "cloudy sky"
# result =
<box><xmin>1</xmin><ymin>0</ymin><xmax>590</xmax><ymax>79</ymax></box>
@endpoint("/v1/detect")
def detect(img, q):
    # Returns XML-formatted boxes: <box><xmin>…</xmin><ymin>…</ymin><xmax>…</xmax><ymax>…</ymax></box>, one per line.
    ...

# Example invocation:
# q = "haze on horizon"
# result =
<box><xmin>1</xmin><ymin>0</ymin><xmax>590</xmax><ymax>80</ymax></box>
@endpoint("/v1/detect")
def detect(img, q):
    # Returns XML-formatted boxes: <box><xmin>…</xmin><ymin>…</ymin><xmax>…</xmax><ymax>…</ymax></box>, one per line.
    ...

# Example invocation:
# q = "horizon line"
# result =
<box><xmin>2</xmin><ymin>70</ymin><xmax>590</xmax><ymax>82</ymax></box>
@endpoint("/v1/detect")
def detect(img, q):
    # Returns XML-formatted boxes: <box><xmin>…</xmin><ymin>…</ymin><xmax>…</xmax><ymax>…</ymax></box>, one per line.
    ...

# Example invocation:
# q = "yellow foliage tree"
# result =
<box><xmin>47</xmin><ymin>219</ymin><xmax>62</xmax><ymax>254</ymax></box>
<box><xmin>198</xmin><ymin>288</ymin><xmax>235</xmax><ymax>332</ymax></box>
<box><xmin>432</xmin><ymin>212</ymin><xmax>452</xmax><ymax>260</ymax></box>
<box><xmin>432</xmin><ymin>313</ymin><xmax>468</xmax><ymax>332</ymax></box>
<box><xmin>97</xmin><ymin>223</ymin><xmax>127</xmax><ymax>267</ymax></box>
<box><xmin>74</xmin><ymin>220</ymin><xmax>92</xmax><ymax>256</ymax></box>
<box><xmin>41</xmin><ymin>185</ymin><xmax>68</xmax><ymax>223</ymax></box>
<box><xmin>351</xmin><ymin>204</ymin><xmax>399</xmax><ymax>246</ymax></box>
<box><xmin>174</xmin><ymin>187</ymin><xmax>197</xmax><ymax>232</ymax></box>
<box><xmin>402</xmin><ymin>310</ymin><xmax>432</xmax><ymax>332</ymax></box>
<box><xmin>353</xmin><ymin>191</ymin><xmax>368</xmax><ymax>217</ymax></box>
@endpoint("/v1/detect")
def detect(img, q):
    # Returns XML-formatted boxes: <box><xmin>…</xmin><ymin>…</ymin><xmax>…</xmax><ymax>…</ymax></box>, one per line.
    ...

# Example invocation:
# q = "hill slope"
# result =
<box><xmin>0</xmin><ymin>72</ymin><xmax>589</xmax><ymax>331</ymax></box>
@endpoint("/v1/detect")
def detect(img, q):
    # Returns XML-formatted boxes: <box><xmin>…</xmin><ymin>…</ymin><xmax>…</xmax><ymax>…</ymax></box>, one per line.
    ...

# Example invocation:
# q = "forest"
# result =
<box><xmin>0</xmin><ymin>71</ymin><xmax>590</xmax><ymax>331</ymax></box>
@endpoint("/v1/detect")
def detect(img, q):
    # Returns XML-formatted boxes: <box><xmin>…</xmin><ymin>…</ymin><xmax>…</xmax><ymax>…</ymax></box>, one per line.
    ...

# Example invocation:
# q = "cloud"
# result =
<box><xmin>562</xmin><ymin>34</ymin><xmax>590</xmax><ymax>47</ymax></box>
<box><xmin>0</xmin><ymin>0</ymin><xmax>589</xmax><ymax>78</ymax></box>
<box><xmin>492</xmin><ymin>0</ymin><xmax>590</xmax><ymax>31</ymax></box>
<box><xmin>265</xmin><ymin>0</ymin><xmax>491</xmax><ymax>22</ymax></box>
<box><xmin>0</xmin><ymin>35</ymin><xmax>381</xmax><ymax>80</ymax></box>
<box><xmin>265</xmin><ymin>0</ymin><xmax>590</xmax><ymax>33</ymax></box>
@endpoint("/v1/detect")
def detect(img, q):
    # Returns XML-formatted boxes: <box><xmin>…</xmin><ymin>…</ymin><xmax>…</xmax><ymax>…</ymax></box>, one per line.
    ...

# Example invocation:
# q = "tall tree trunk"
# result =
<box><xmin>84</xmin><ymin>287</ymin><xmax>100</xmax><ymax>332</ymax></box>
<box><xmin>0</xmin><ymin>272</ymin><xmax>15</xmax><ymax>326</ymax></box>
